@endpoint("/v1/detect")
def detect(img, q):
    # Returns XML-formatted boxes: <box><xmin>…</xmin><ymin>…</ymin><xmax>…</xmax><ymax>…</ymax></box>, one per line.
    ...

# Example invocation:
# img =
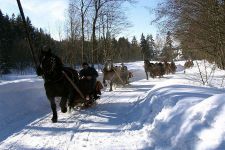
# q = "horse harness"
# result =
<box><xmin>39</xmin><ymin>55</ymin><xmax>65</xmax><ymax>83</ymax></box>
<box><xmin>40</xmin><ymin>55</ymin><xmax>86</xmax><ymax>99</ymax></box>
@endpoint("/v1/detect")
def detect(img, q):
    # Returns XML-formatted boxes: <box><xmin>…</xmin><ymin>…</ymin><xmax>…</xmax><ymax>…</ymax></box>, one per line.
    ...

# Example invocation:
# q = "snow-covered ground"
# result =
<box><xmin>0</xmin><ymin>61</ymin><xmax>225</xmax><ymax>150</ymax></box>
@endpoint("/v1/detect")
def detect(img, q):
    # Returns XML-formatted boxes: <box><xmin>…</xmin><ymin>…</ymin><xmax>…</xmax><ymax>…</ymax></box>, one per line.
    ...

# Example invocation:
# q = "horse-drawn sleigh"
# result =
<box><xmin>144</xmin><ymin>60</ymin><xmax>177</xmax><ymax>80</ymax></box>
<box><xmin>102</xmin><ymin>59</ymin><xmax>133</xmax><ymax>91</ymax></box>
<box><xmin>37</xmin><ymin>49</ymin><xmax>102</xmax><ymax>122</ymax></box>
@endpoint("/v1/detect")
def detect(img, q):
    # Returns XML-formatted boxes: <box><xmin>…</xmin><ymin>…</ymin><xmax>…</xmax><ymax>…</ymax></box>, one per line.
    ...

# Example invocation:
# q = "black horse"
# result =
<box><xmin>37</xmin><ymin>49</ymin><xmax>97</xmax><ymax>122</ymax></box>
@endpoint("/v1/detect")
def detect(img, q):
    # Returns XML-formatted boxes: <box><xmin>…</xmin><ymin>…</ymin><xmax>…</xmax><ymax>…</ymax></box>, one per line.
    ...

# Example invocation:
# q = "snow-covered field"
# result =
<box><xmin>0</xmin><ymin>61</ymin><xmax>225</xmax><ymax>150</ymax></box>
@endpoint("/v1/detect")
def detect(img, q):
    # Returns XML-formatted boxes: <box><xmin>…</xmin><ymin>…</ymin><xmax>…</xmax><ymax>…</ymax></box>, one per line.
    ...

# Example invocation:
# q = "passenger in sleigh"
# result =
<box><xmin>79</xmin><ymin>62</ymin><xmax>101</xmax><ymax>100</ymax></box>
<box><xmin>121</xmin><ymin>63</ymin><xmax>128</xmax><ymax>71</ymax></box>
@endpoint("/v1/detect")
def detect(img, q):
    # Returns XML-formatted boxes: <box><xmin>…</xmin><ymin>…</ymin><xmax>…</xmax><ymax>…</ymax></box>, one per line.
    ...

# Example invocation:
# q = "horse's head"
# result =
<box><xmin>38</xmin><ymin>47</ymin><xmax>52</xmax><ymax>61</ymax></box>
<box><xmin>129</xmin><ymin>72</ymin><xmax>133</xmax><ymax>78</ymax></box>
<box><xmin>104</xmin><ymin>62</ymin><xmax>113</xmax><ymax>71</ymax></box>
<box><xmin>38</xmin><ymin>48</ymin><xmax>60</xmax><ymax>75</ymax></box>
<box><xmin>144</xmin><ymin>59</ymin><xmax>151</xmax><ymax>68</ymax></box>
<box><xmin>144</xmin><ymin>59</ymin><xmax>150</xmax><ymax>65</ymax></box>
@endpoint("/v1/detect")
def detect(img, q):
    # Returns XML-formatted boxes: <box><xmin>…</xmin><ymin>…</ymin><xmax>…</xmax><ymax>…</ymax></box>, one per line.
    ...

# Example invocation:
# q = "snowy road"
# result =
<box><xmin>0</xmin><ymin>61</ymin><xmax>225</xmax><ymax>150</ymax></box>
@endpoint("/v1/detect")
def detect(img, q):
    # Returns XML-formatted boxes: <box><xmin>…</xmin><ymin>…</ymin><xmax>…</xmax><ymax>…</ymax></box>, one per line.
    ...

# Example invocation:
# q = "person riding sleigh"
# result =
<box><xmin>79</xmin><ymin>62</ymin><xmax>101</xmax><ymax>100</ymax></box>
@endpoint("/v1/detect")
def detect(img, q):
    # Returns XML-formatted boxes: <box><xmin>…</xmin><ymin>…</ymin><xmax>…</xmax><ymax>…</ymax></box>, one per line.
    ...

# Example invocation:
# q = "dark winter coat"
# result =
<box><xmin>79</xmin><ymin>66</ymin><xmax>98</xmax><ymax>79</ymax></box>
<box><xmin>79</xmin><ymin>66</ymin><xmax>99</xmax><ymax>94</ymax></box>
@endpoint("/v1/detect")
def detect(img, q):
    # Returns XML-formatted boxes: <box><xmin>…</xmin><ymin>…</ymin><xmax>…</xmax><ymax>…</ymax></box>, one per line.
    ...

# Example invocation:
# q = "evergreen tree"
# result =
<box><xmin>146</xmin><ymin>34</ymin><xmax>155</xmax><ymax>60</ymax></box>
<box><xmin>0</xmin><ymin>10</ymin><xmax>57</xmax><ymax>73</ymax></box>
<box><xmin>117</xmin><ymin>37</ymin><xmax>130</xmax><ymax>62</ymax></box>
<box><xmin>161</xmin><ymin>31</ymin><xmax>174</xmax><ymax>61</ymax></box>
<box><xmin>131</xmin><ymin>36</ymin><xmax>138</xmax><ymax>45</ymax></box>
<box><xmin>140</xmin><ymin>33</ymin><xmax>150</xmax><ymax>60</ymax></box>
<box><xmin>131</xmin><ymin>36</ymin><xmax>142</xmax><ymax>61</ymax></box>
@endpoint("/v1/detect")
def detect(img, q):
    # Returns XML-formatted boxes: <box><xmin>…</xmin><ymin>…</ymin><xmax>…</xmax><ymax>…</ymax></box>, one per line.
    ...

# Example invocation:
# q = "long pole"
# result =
<box><xmin>16</xmin><ymin>0</ymin><xmax>87</xmax><ymax>100</ymax></box>
<box><xmin>62</xmin><ymin>71</ymin><xmax>85</xmax><ymax>100</ymax></box>
<box><xmin>16</xmin><ymin>0</ymin><xmax>38</xmax><ymax>69</ymax></box>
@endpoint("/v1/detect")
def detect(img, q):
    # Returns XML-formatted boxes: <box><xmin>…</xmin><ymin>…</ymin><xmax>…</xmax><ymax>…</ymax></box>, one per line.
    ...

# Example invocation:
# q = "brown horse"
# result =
<box><xmin>170</xmin><ymin>61</ymin><xmax>177</xmax><ymax>74</ymax></box>
<box><xmin>184</xmin><ymin>60</ymin><xmax>194</xmax><ymax>69</ymax></box>
<box><xmin>163</xmin><ymin>61</ymin><xmax>177</xmax><ymax>74</ymax></box>
<box><xmin>103</xmin><ymin>65</ymin><xmax>130</xmax><ymax>91</ymax></box>
<box><xmin>144</xmin><ymin>60</ymin><xmax>165</xmax><ymax>79</ymax></box>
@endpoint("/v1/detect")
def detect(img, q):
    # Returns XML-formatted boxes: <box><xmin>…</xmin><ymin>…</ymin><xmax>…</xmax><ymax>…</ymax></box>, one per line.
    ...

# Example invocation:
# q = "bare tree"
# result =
<box><xmin>56</xmin><ymin>21</ymin><xmax>63</xmax><ymax>42</ymax></box>
<box><xmin>153</xmin><ymin>0</ymin><xmax>225</xmax><ymax>68</ymax></box>
<box><xmin>69</xmin><ymin>0</ymin><xmax>92</xmax><ymax>63</ymax></box>
<box><xmin>64</xmin><ymin>2</ymin><xmax>81</xmax><ymax>65</ymax></box>
<box><xmin>65</xmin><ymin>0</ymin><xmax>135</xmax><ymax>64</ymax></box>
<box><xmin>97</xmin><ymin>1</ymin><xmax>132</xmax><ymax>61</ymax></box>
<box><xmin>90</xmin><ymin>0</ymin><xmax>135</xmax><ymax>63</ymax></box>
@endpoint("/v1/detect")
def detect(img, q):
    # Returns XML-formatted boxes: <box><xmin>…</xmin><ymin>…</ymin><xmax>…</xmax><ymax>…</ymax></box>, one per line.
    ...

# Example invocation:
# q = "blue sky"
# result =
<box><xmin>0</xmin><ymin>0</ymin><xmax>161</xmax><ymax>41</ymax></box>
<box><xmin>121</xmin><ymin>0</ymin><xmax>162</xmax><ymax>41</ymax></box>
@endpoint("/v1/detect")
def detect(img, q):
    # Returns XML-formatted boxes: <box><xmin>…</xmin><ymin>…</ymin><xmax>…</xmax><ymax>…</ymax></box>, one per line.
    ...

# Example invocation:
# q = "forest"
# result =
<box><xmin>0</xmin><ymin>9</ymin><xmax>144</xmax><ymax>73</ymax></box>
<box><xmin>0</xmin><ymin>9</ymin><xmax>177</xmax><ymax>74</ymax></box>
<box><xmin>1</xmin><ymin>0</ymin><xmax>225</xmax><ymax>74</ymax></box>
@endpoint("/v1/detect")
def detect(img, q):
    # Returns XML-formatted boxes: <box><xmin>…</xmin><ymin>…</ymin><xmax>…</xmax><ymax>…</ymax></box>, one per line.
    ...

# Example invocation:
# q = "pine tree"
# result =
<box><xmin>161</xmin><ymin>31</ymin><xmax>174</xmax><ymax>61</ymax></box>
<box><xmin>131</xmin><ymin>36</ymin><xmax>137</xmax><ymax>46</ymax></box>
<box><xmin>0</xmin><ymin>10</ymin><xmax>57</xmax><ymax>73</ymax></box>
<box><xmin>131</xmin><ymin>36</ymin><xmax>142</xmax><ymax>61</ymax></box>
<box><xmin>140</xmin><ymin>33</ymin><xmax>150</xmax><ymax>60</ymax></box>
<box><xmin>146</xmin><ymin>34</ymin><xmax>155</xmax><ymax>60</ymax></box>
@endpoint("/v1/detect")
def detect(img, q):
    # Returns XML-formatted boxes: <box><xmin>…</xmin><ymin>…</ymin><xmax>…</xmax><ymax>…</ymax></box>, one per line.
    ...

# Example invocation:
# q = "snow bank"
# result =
<box><xmin>130</xmin><ymin>84</ymin><xmax>225</xmax><ymax>150</ymax></box>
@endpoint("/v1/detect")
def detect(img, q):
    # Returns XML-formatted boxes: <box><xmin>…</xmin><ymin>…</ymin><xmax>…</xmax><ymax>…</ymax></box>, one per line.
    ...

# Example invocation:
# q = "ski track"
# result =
<box><xmin>0</xmin><ymin>73</ymin><xmax>156</xmax><ymax>149</ymax></box>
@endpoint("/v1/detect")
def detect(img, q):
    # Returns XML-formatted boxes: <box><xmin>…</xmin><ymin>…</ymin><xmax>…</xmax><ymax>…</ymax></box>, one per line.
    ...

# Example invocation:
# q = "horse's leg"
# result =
<box><xmin>90</xmin><ymin>79</ymin><xmax>98</xmax><ymax>100</ymax></box>
<box><xmin>68</xmin><ymin>88</ymin><xmax>76</xmax><ymax>110</ymax></box>
<box><xmin>125</xmin><ymin>76</ymin><xmax>129</xmax><ymax>84</ymax></box>
<box><xmin>103</xmin><ymin>76</ymin><xmax>107</xmax><ymax>87</ymax></box>
<box><xmin>48</xmin><ymin>97</ymin><xmax>57</xmax><ymax>123</ymax></box>
<box><xmin>145</xmin><ymin>71</ymin><xmax>149</xmax><ymax>80</ymax></box>
<box><xmin>60</xmin><ymin>97</ymin><xmax>67</xmax><ymax>113</ymax></box>
<box><xmin>109</xmin><ymin>81</ymin><xmax>113</xmax><ymax>91</ymax></box>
